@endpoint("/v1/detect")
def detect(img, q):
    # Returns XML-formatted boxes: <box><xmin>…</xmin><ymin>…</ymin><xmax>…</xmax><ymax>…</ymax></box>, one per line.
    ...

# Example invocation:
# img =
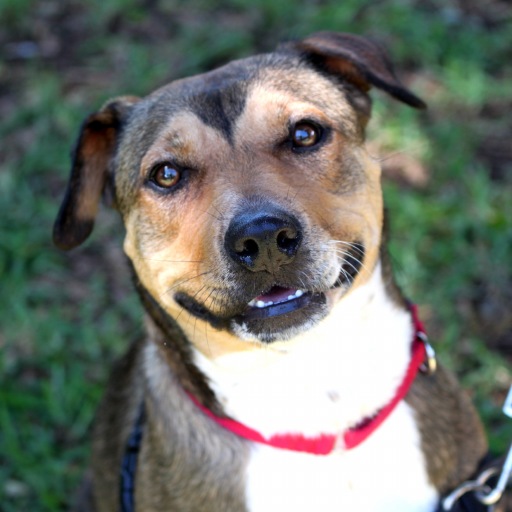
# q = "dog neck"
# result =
<box><xmin>137</xmin><ymin>257</ymin><xmax>419</xmax><ymax>443</ymax></box>
<box><xmin>133</xmin><ymin>271</ymin><xmax>224</xmax><ymax>415</ymax></box>
<box><xmin>188</xmin><ymin>329</ymin><xmax>426</xmax><ymax>454</ymax></box>
<box><xmin>187</xmin><ymin>260</ymin><xmax>416</xmax><ymax>440</ymax></box>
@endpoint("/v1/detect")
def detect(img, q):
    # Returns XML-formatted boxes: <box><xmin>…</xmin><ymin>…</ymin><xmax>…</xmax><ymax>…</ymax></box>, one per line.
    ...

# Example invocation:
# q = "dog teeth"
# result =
<box><xmin>289</xmin><ymin>289</ymin><xmax>303</xmax><ymax>300</ymax></box>
<box><xmin>247</xmin><ymin>299</ymin><xmax>274</xmax><ymax>308</ymax></box>
<box><xmin>248</xmin><ymin>289</ymin><xmax>304</xmax><ymax>309</ymax></box>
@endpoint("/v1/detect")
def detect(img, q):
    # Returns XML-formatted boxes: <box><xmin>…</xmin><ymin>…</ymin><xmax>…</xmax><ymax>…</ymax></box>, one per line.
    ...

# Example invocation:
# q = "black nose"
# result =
<box><xmin>224</xmin><ymin>209</ymin><xmax>302</xmax><ymax>272</ymax></box>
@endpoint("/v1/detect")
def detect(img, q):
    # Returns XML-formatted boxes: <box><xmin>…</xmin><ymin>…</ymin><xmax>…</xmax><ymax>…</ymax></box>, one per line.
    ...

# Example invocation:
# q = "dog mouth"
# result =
<box><xmin>174</xmin><ymin>284</ymin><xmax>327</xmax><ymax>342</ymax></box>
<box><xmin>243</xmin><ymin>286</ymin><xmax>310</xmax><ymax>319</ymax></box>
<box><xmin>174</xmin><ymin>242</ymin><xmax>365</xmax><ymax>342</ymax></box>
<box><xmin>232</xmin><ymin>286</ymin><xmax>327</xmax><ymax>342</ymax></box>
<box><xmin>240</xmin><ymin>241</ymin><xmax>365</xmax><ymax>322</ymax></box>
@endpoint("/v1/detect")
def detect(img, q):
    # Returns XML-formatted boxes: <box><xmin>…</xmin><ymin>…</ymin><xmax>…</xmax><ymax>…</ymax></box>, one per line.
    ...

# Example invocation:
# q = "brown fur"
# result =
<box><xmin>54</xmin><ymin>33</ymin><xmax>487</xmax><ymax>511</ymax></box>
<box><xmin>406</xmin><ymin>366</ymin><xmax>487</xmax><ymax>494</ymax></box>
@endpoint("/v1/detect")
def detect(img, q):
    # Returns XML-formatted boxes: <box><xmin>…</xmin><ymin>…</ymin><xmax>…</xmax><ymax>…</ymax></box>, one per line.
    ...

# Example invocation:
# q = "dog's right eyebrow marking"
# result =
<box><xmin>189</xmin><ymin>80</ymin><xmax>248</xmax><ymax>144</ymax></box>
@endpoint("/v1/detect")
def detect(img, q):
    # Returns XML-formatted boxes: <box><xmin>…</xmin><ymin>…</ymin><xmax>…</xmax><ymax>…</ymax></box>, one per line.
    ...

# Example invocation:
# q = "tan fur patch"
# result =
<box><xmin>124</xmin><ymin>112</ymin><xmax>228</xmax><ymax>304</ymax></box>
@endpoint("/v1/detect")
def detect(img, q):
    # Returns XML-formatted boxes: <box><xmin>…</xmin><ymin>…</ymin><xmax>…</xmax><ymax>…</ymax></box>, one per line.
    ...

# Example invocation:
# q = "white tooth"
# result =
<box><xmin>287</xmin><ymin>295</ymin><xmax>295</xmax><ymax>301</ymax></box>
<box><xmin>295</xmin><ymin>289</ymin><xmax>304</xmax><ymax>297</ymax></box>
<box><xmin>266</xmin><ymin>301</ymin><xmax>273</xmax><ymax>306</ymax></box>
<box><xmin>256</xmin><ymin>300</ymin><xmax>266</xmax><ymax>308</ymax></box>
<box><xmin>248</xmin><ymin>299</ymin><xmax>256</xmax><ymax>307</ymax></box>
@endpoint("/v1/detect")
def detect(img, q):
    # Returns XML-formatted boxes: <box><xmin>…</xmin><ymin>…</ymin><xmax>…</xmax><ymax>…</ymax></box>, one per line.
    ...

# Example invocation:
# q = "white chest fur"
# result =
<box><xmin>245</xmin><ymin>402</ymin><xmax>437</xmax><ymax>512</ymax></box>
<box><xmin>193</xmin><ymin>264</ymin><xmax>438</xmax><ymax>510</ymax></box>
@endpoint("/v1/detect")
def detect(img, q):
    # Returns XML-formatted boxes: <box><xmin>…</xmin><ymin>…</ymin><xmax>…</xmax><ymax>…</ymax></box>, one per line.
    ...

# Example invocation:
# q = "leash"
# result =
<box><xmin>120</xmin><ymin>406</ymin><xmax>145</xmax><ymax>512</ymax></box>
<box><xmin>440</xmin><ymin>385</ymin><xmax>512</xmax><ymax>512</ymax></box>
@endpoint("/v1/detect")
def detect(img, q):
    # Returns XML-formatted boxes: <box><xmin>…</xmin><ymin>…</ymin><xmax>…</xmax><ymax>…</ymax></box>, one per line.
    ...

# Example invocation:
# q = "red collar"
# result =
<box><xmin>188</xmin><ymin>304</ymin><xmax>434</xmax><ymax>455</ymax></box>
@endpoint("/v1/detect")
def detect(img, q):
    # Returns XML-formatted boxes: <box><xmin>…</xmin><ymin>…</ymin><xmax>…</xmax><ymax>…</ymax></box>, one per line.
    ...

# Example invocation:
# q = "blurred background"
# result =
<box><xmin>1</xmin><ymin>0</ymin><xmax>511</xmax><ymax>509</ymax></box>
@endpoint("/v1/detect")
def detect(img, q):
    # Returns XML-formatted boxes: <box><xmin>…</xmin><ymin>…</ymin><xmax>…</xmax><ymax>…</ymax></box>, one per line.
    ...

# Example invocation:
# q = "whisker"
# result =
<box><xmin>202</xmin><ymin>286</ymin><xmax>218</xmax><ymax>309</ymax></box>
<box><xmin>333</xmin><ymin>250</ymin><xmax>368</xmax><ymax>275</ymax></box>
<box><xmin>141</xmin><ymin>258</ymin><xmax>204</xmax><ymax>263</ymax></box>
<box><xmin>204</xmin><ymin>318</ymin><xmax>212</xmax><ymax>357</ymax></box>
<box><xmin>197</xmin><ymin>207</ymin><xmax>221</xmax><ymax>222</ymax></box>
<box><xmin>328</xmin><ymin>239</ymin><xmax>366</xmax><ymax>255</ymax></box>
<box><xmin>339</xmin><ymin>267</ymin><xmax>355</xmax><ymax>285</ymax></box>
<box><xmin>160</xmin><ymin>271</ymin><xmax>212</xmax><ymax>299</ymax></box>
<box><xmin>209</xmin><ymin>203</ymin><xmax>225</xmax><ymax>222</ymax></box>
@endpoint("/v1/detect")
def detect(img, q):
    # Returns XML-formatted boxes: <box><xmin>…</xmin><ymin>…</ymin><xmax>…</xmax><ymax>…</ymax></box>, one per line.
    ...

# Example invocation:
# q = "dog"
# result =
<box><xmin>54</xmin><ymin>32</ymin><xmax>488</xmax><ymax>511</ymax></box>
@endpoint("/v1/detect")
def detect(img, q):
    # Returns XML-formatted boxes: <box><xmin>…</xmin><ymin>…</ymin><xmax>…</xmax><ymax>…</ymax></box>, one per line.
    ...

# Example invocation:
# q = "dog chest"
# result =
<box><xmin>244</xmin><ymin>402</ymin><xmax>438</xmax><ymax>512</ymax></box>
<box><xmin>190</xmin><ymin>270</ymin><xmax>440</xmax><ymax>511</ymax></box>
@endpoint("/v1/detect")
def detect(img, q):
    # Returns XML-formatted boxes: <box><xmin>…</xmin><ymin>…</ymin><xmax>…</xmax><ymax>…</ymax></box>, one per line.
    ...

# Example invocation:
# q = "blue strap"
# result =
<box><xmin>120</xmin><ymin>406</ymin><xmax>145</xmax><ymax>512</ymax></box>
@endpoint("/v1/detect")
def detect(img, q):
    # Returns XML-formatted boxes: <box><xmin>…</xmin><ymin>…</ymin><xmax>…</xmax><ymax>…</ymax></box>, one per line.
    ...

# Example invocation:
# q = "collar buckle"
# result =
<box><xmin>417</xmin><ymin>331</ymin><xmax>437</xmax><ymax>375</ymax></box>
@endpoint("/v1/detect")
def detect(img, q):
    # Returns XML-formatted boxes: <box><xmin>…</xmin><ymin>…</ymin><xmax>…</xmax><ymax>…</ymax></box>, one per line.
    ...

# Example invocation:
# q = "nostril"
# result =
<box><xmin>276</xmin><ymin>228</ymin><xmax>301</xmax><ymax>255</ymax></box>
<box><xmin>235</xmin><ymin>238</ymin><xmax>259</xmax><ymax>257</ymax></box>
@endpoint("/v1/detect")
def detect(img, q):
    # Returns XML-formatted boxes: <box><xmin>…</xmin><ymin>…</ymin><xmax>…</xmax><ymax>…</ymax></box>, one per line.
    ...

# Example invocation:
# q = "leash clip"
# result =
<box><xmin>441</xmin><ymin>467</ymin><xmax>497</xmax><ymax>511</ymax></box>
<box><xmin>475</xmin><ymin>384</ymin><xmax>512</xmax><ymax>507</ymax></box>
<box><xmin>442</xmin><ymin>384</ymin><xmax>512</xmax><ymax>510</ymax></box>
<box><xmin>503</xmin><ymin>384</ymin><xmax>512</xmax><ymax>419</ymax></box>
<box><xmin>417</xmin><ymin>331</ymin><xmax>437</xmax><ymax>375</ymax></box>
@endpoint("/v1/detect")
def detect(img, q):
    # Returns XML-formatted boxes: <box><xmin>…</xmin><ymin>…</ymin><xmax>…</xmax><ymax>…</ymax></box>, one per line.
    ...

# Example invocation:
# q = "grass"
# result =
<box><xmin>1</xmin><ymin>0</ymin><xmax>511</xmax><ymax>509</ymax></box>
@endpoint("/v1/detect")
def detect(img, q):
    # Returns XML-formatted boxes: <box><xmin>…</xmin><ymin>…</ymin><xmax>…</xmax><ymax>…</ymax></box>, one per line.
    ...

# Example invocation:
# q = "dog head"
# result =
<box><xmin>54</xmin><ymin>32</ymin><xmax>424</xmax><ymax>347</ymax></box>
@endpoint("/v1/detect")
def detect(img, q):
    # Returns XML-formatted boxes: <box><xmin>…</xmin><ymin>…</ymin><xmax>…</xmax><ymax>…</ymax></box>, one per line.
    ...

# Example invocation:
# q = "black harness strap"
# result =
<box><xmin>436</xmin><ymin>493</ymin><xmax>490</xmax><ymax>512</ymax></box>
<box><xmin>120</xmin><ymin>406</ymin><xmax>146</xmax><ymax>512</ymax></box>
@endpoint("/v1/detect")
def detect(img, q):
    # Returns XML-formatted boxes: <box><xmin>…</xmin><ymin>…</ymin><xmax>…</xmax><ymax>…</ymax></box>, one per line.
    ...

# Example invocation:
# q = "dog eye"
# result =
<box><xmin>149</xmin><ymin>163</ymin><xmax>181</xmax><ymax>189</ymax></box>
<box><xmin>291</xmin><ymin>122</ymin><xmax>321</xmax><ymax>149</ymax></box>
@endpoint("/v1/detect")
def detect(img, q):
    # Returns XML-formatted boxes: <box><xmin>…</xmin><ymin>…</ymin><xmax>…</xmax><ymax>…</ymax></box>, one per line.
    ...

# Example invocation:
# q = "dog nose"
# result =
<box><xmin>225</xmin><ymin>210</ymin><xmax>302</xmax><ymax>272</ymax></box>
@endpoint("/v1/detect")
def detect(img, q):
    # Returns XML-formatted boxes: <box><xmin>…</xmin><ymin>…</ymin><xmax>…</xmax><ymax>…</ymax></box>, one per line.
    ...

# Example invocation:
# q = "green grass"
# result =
<box><xmin>1</xmin><ymin>1</ymin><xmax>511</xmax><ymax>509</ymax></box>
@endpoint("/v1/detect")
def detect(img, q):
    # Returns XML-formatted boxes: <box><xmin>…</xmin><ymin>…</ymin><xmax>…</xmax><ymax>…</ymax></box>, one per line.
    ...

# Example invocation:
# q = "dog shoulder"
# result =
<box><xmin>406</xmin><ymin>364</ymin><xmax>488</xmax><ymax>494</ymax></box>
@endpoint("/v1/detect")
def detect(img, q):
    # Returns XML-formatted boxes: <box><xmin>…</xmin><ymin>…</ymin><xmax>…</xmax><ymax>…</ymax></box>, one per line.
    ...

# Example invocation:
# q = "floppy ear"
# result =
<box><xmin>53</xmin><ymin>96</ymin><xmax>140</xmax><ymax>250</ymax></box>
<box><xmin>291</xmin><ymin>32</ymin><xmax>426</xmax><ymax>110</ymax></box>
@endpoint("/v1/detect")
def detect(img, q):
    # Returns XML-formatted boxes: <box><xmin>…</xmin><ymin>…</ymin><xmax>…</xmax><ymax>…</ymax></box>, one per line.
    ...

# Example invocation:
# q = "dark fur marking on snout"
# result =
<box><xmin>174</xmin><ymin>292</ymin><xmax>229</xmax><ymax>329</ymax></box>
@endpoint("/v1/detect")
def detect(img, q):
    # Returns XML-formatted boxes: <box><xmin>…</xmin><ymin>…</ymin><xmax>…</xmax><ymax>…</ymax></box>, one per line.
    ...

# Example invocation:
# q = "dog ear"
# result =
<box><xmin>53</xmin><ymin>96</ymin><xmax>140</xmax><ymax>250</ymax></box>
<box><xmin>292</xmin><ymin>32</ymin><xmax>426</xmax><ymax>110</ymax></box>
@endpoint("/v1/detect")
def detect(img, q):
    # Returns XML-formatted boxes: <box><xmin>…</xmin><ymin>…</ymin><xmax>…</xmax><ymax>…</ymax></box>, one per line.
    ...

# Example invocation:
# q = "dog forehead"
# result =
<box><xmin>133</xmin><ymin>54</ymin><xmax>277</xmax><ymax>140</ymax></box>
<box><xmin>138</xmin><ymin>51</ymin><xmax>354</xmax><ymax>133</ymax></box>
<box><xmin>137</xmin><ymin>71</ymin><xmax>358</xmax><ymax>191</ymax></box>
<box><xmin>114</xmin><ymin>51</ymin><xmax>361</xmax><ymax>202</ymax></box>
<box><xmin>236</xmin><ymin>66</ymin><xmax>358</xmax><ymax>137</ymax></box>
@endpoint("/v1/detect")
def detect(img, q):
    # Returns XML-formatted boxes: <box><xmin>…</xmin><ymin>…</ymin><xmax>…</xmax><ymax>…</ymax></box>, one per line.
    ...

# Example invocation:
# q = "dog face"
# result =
<box><xmin>54</xmin><ymin>33</ymin><xmax>424</xmax><ymax>348</ymax></box>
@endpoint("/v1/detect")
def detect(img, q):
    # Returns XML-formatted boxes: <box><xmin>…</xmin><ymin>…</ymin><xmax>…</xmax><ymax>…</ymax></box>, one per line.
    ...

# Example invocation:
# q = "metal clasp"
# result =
<box><xmin>442</xmin><ymin>466</ymin><xmax>498</xmax><ymax>511</ymax></box>
<box><xmin>442</xmin><ymin>384</ymin><xmax>512</xmax><ymax>510</ymax></box>
<box><xmin>417</xmin><ymin>331</ymin><xmax>437</xmax><ymax>375</ymax></box>
<box><xmin>476</xmin><ymin>442</ymin><xmax>512</xmax><ymax>506</ymax></box>
<box><xmin>503</xmin><ymin>384</ymin><xmax>512</xmax><ymax>419</ymax></box>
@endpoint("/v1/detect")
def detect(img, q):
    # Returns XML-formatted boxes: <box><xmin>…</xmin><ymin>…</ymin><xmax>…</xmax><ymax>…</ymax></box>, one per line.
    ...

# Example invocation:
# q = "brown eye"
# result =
<box><xmin>150</xmin><ymin>164</ymin><xmax>181</xmax><ymax>189</ymax></box>
<box><xmin>291</xmin><ymin>122</ymin><xmax>321</xmax><ymax>148</ymax></box>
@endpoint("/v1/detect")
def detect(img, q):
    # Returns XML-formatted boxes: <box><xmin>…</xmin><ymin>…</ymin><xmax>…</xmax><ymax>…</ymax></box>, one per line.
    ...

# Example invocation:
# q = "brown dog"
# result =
<box><xmin>54</xmin><ymin>32</ymin><xmax>487</xmax><ymax>511</ymax></box>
